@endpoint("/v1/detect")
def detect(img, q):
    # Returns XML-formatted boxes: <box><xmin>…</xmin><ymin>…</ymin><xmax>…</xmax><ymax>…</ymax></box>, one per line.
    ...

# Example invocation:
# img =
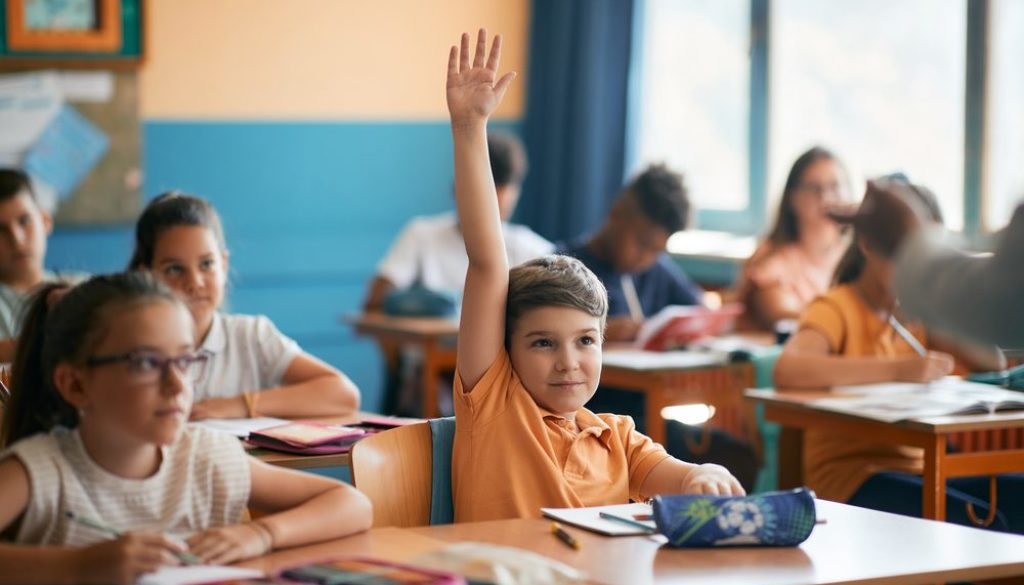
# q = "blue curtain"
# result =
<box><xmin>515</xmin><ymin>0</ymin><xmax>636</xmax><ymax>244</ymax></box>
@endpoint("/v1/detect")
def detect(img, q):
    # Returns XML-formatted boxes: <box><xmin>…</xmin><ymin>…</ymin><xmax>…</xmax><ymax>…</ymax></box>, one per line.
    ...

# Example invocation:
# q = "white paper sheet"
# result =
<box><xmin>0</xmin><ymin>71</ymin><xmax>63</xmax><ymax>158</ymax></box>
<box><xmin>194</xmin><ymin>417</ymin><xmax>288</xmax><ymax>438</ymax></box>
<box><xmin>137</xmin><ymin>565</ymin><xmax>263</xmax><ymax>585</ymax></box>
<box><xmin>541</xmin><ymin>502</ymin><xmax>656</xmax><ymax>536</ymax></box>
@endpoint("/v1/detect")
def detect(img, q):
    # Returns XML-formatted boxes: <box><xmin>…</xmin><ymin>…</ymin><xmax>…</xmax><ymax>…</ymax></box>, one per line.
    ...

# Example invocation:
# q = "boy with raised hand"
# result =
<box><xmin>446</xmin><ymin>29</ymin><xmax>743</xmax><ymax>522</ymax></box>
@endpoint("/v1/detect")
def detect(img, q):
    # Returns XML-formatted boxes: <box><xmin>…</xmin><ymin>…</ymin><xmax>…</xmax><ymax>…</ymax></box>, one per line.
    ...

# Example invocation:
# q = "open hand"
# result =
<box><xmin>681</xmin><ymin>463</ymin><xmax>746</xmax><ymax>496</ymax></box>
<box><xmin>446</xmin><ymin>29</ymin><xmax>516</xmax><ymax>128</ymax></box>
<box><xmin>186</xmin><ymin>523</ymin><xmax>269</xmax><ymax>565</ymax></box>
<box><xmin>827</xmin><ymin>179</ymin><xmax>929</xmax><ymax>257</ymax></box>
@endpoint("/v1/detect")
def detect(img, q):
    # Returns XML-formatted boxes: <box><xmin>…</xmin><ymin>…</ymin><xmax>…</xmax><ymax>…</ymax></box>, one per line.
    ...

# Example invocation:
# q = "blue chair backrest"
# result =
<box><xmin>428</xmin><ymin>416</ymin><xmax>456</xmax><ymax>524</ymax></box>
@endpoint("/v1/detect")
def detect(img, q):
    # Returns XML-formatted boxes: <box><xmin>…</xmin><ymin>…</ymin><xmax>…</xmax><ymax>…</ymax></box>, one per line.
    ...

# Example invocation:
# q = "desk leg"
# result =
<box><xmin>646</xmin><ymin>392</ymin><xmax>667</xmax><ymax>446</ymax></box>
<box><xmin>777</xmin><ymin>427</ymin><xmax>804</xmax><ymax>490</ymax></box>
<box><xmin>421</xmin><ymin>341</ymin><xmax>441</xmax><ymax>419</ymax></box>
<box><xmin>922</xmin><ymin>435</ymin><xmax>947</xmax><ymax>521</ymax></box>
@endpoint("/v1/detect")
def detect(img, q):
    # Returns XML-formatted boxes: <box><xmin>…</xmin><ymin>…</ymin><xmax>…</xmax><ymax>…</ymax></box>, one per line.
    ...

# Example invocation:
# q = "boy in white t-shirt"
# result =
<box><xmin>362</xmin><ymin>132</ymin><xmax>553</xmax><ymax>311</ymax></box>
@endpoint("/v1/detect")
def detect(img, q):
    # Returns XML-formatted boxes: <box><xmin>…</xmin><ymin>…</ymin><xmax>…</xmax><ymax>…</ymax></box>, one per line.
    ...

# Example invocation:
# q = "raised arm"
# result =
<box><xmin>446</xmin><ymin>29</ymin><xmax>516</xmax><ymax>391</ymax></box>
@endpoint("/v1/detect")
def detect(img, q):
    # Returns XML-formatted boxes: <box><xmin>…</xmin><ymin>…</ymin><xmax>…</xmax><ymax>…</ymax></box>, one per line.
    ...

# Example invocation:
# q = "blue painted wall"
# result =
<box><xmin>45</xmin><ymin>120</ymin><xmax>498</xmax><ymax>413</ymax></box>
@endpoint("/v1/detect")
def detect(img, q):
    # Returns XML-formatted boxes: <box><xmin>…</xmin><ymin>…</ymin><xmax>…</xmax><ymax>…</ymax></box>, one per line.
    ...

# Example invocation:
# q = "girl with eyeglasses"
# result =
<box><xmin>0</xmin><ymin>273</ymin><xmax>372</xmax><ymax>584</ymax></box>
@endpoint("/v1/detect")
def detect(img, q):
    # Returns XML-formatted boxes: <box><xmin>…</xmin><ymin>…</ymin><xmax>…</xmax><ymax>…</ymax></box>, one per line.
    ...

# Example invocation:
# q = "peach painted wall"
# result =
<box><xmin>139</xmin><ymin>0</ymin><xmax>529</xmax><ymax>120</ymax></box>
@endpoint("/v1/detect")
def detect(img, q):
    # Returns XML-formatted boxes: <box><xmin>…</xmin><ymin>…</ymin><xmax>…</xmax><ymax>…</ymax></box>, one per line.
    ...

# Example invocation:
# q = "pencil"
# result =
<box><xmin>599</xmin><ymin>511</ymin><xmax>657</xmax><ymax>533</ymax></box>
<box><xmin>65</xmin><ymin>511</ymin><xmax>201</xmax><ymax>565</ymax></box>
<box><xmin>550</xmin><ymin>522</ymin><xmax>580</xmax><ymax>550</ymax></box>
<box><xmin>887</xmin><ymin>314</ymin><xmax>927</xmax><ymax>357</ymax></box>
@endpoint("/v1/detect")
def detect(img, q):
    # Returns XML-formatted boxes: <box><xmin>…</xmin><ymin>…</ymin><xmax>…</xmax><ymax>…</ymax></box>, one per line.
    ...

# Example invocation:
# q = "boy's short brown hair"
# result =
<box><xmin>505</xmin><ymin>255</ymin><xmax>608</xmax><ymax>344</ymax></box>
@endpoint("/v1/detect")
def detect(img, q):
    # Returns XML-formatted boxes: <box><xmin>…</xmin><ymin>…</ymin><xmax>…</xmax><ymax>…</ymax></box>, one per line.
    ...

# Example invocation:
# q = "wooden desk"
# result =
<box><xmin>600</xmin><ymin>347</ymin><xmax>763</xmax><ymax>446</ymax></box>
<box><xmin>747</xmin><ymin>388</ymin><xmax>1024</xmax><ymax>521</ymax></box>
<box><xmin>345</xmin><ymin>313</ymin><xmax>458</xmax><ymax>418</ymax></box>
<box><xmin>236</xmin><ymin>500</ymin><xmax>1024</xmax><ymax>585</ymax></box>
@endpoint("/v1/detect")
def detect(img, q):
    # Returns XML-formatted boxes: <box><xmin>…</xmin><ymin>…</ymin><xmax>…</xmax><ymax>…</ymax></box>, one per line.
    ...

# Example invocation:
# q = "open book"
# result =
<box><xmin>634</xmin><ymin>303</ymin><xmax>744</xmax><ymax>351</ymax></box>
<box><xmin>811</xmin><ymin>378</ymin><xmax>1024</xmax><ymax>423</ymax></box>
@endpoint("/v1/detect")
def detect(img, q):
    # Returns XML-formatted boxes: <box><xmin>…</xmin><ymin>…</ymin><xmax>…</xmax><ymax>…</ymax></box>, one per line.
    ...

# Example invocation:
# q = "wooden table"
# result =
<box><xmin>345</xmin><ymin>313</ymin><xmax>458</xmax><ymax>418</ymax></box>
<box><xmin>600</xmin><ymin>342</ymin><xmax>771</xmax><ymax>446</ymax></box>
<box><xmin>236</xmin><ymin>500</ymin><xmax>1024</xmax><ymax>584</ymax></box>
<box><xmin>747</xmin><ymin>388</ymin><xmax>1024</xmax><ymax>521</ymax></box>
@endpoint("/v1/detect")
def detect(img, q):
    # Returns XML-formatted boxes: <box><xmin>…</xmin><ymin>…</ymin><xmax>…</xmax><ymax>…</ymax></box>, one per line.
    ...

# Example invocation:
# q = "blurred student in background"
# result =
<box><xmin>733</xmin><ymin>147</ymin><xmax>851</xmax><ymax>332</ymax></box>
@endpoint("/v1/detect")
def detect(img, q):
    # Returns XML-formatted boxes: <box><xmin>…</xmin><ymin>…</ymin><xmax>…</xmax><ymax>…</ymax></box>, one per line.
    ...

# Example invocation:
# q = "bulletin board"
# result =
<box><xmin>0</xmin><ymin>0</ymin><xmax>143</xmax><ymax>225</ymax></box>
<box><xmin>54</xmin><ymin>71</ymin><xmax>141</xmax><ymax>225</ymax></box>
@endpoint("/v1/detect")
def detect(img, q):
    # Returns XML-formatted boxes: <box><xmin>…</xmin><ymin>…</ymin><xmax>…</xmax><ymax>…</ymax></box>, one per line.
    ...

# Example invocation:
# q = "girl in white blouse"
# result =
<box><xmin>0</xmin><ymin>273</ymin><xmax>371</xmax><ymax>584</ymax></box>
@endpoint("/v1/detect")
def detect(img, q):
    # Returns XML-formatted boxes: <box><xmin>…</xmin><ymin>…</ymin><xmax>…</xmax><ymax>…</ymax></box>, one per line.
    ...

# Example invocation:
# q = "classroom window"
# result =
<box><xmin>631</xmin><ymin>0</ymin><xmax>751</xmax><ymax>213</ymax></box>
<box><xmin>984</xmin><ymin>0</ymin><xmax>1024</xmax><ymax>231</ymax></box>
<box><xmin>770</xmin><ymin>0</ymin><xmax>967</xmax><ymax>230</ymax></box>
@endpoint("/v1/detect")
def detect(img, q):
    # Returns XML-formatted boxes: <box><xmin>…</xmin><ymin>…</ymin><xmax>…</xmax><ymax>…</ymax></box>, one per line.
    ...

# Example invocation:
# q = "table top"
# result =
<box><xmin>343</xmin><ymin>312</ymin><xmax>459</xmax><ymax>338</ymax></box>
<box><xmin>747</xmin><ymin>387</ymin><xmax>1024</xmax><ymax>434</ymax></box>
<box><xmin>235</xmin><ymin>500</ymin><xmax>1024</xmax><ymax>585</ymax></box>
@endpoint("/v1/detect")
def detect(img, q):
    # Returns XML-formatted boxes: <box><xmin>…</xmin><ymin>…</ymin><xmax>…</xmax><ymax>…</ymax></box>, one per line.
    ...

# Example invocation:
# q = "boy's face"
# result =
<box><xmin>508</xmin><ymin>306</ymin><xmax>603</xmax><ymax>419</ymax></box>
<box><xmin>610</xmin><ymin>213</ymin><xmax>669</xmax><ymax>274</ymax></box>
<box><xmin>0</xmin><ymin>191</ymin><xmax>52</xmax><ymax>284</ymax></box>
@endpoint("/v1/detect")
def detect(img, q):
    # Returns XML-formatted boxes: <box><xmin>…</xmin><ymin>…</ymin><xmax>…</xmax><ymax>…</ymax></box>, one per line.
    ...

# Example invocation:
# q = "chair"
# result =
<box><xmin>350</xmin><ymin>417</ymin><xmax>455</xmax><ymax>527</ymax></box>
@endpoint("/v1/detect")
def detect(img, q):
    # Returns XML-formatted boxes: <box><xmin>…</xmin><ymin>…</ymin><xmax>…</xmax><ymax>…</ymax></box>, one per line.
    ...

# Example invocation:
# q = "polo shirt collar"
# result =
<box><xmin>541</xmin><ymin>407</ymin><xmax>614</xmax><ymax>449</ymax></box>
<box><xmin>198</xmin><ymin>313</ymin><xmax>227</xmax><ymax>354</ymax></box>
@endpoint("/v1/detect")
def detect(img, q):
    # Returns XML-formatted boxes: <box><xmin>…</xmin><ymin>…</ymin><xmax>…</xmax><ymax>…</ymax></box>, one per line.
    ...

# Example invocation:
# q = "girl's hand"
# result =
<box><xmin>189</xmin><ymin>396</ymin><xmax>247</xmax><ymax>420</ymax></box>
<box><xmin>186</xmin><ymin>523</ymin><xmax>270</xmax><ymax>565</ymax></box>
<box><xmin>681</xmin><ymin>463</ymin><xmax>746</xmax><ymax>496</ymax></box>
<box><xmin>895</xmin><ymin>351</ymin><xmax>955</xmax><ymax>383</ymax></box>
<box><xmin>75</xmin><ymin>532</ymin><xmax>184</xmax><ymax>585</ymax></box>
<box><xmin>446</xmin><ymin>29</ymin><xmax>516</xmax><ymax>128</ymax></box>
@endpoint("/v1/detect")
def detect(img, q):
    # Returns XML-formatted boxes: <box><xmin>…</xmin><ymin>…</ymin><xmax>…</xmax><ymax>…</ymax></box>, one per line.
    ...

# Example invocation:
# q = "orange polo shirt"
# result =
<box><xmin>797</xmin><ymin>284</ymin><xmax>927</xmax><ymax>502</ymax></box>
<box><xmin>452</xmin><ymin>350</ymin><xmax>670</xmax><ymax>522</ymax></box>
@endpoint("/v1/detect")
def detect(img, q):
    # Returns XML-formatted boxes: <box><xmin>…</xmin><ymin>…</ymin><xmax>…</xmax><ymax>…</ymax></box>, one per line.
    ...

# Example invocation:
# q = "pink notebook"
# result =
<box><xmin>245</xmin><ymin>422</ymin><xmax>366</xmax><ymax>455</ymax></box>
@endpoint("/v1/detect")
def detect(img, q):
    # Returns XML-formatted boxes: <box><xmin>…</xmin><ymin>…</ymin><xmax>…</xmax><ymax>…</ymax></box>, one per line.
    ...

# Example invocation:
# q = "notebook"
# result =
<box><xmin>541</xmin><ymin>503</ymin><xmax>656</xmax><ymax>536</ymax></box>
<box><xmin>634</xmin><ymin>304</ymin><xmax>744</xmax><ymax>351</ymax></box>
<box><xmin>245</xmin><ymin>422</ymin><xmax>367</xmax><ymax>455</ymax></box>
<box><xmin>813</xmin><ymin>378</ymin><xmax>1024</xmax><ymax>423</ymax></box>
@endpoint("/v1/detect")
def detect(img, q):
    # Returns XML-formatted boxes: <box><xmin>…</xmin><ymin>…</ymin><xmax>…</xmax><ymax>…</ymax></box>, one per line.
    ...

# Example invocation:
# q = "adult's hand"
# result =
<box><xmin>829</xmin><ymin>179</ymin><xmax>929</xmax><ymax>257</ymax></box>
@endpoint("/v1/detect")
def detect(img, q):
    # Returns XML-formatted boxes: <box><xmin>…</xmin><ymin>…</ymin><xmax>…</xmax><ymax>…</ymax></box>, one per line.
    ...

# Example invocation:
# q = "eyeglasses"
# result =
<box><xmin>85</xmin><ymin>350</ymin><xmax>210</xmax><ymax>383</ymax></box>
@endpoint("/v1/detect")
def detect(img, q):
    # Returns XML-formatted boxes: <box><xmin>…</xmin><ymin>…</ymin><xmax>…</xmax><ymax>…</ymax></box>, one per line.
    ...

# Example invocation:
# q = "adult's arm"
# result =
<box><xmin>895</xmin><ymin>204</ymin><xmax>1024</xmax><ymax>347</ymax></box>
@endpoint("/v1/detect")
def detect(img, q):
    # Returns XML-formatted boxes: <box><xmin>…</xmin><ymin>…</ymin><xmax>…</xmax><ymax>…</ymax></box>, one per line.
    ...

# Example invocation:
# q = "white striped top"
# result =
<box><xmin>1</xmin><ymin>424</ymin><xmax>251</xmax><ymax>545</ymax></box>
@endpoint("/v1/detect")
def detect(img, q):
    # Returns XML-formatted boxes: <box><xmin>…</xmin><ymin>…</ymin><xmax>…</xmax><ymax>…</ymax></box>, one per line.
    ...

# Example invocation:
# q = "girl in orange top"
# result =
<box><xmin>775</xmin><ymin>177</ymin><xmax>1022</xmax><ymax>533</ymax></box>
<box><xmin>734</xmin><ymin>147</ymin><xmax>850</xmax><ymax>332</ymax></box>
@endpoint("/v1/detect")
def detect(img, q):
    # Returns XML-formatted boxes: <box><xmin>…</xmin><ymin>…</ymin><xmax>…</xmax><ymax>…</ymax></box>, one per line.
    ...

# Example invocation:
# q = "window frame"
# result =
<box><xmin>630</xmin><ymin>0</ymin><xmax>999</xmax><ymax>239</ymax></box>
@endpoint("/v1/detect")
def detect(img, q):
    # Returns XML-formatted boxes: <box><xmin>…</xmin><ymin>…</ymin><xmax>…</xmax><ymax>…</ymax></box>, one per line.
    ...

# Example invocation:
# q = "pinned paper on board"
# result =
<box><xmin>24</xmin><ymin>104</ymin><xmax>110</xmax><ymax>201</ymax></box>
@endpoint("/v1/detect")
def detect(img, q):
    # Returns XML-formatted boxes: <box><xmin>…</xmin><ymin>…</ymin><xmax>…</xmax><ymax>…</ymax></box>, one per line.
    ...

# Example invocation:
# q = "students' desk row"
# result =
<box><xmin>347</xmin><ymin>313</ymin><xmax>772</xmax><ymax>445</ymax></box>
<box><xmin>747</xmin><ymin>388</ymin><xmax>1024</xmax><ymax>521</ymax></box>
<box><xmin>345</xmin><ymin>313</ymin><xmax>458</xmax><ymax>419</ymax></box>
<box><xmin>236</xmin><ymin>499</ymin><xmax>1024</xmax><ymax>585</ymax></box>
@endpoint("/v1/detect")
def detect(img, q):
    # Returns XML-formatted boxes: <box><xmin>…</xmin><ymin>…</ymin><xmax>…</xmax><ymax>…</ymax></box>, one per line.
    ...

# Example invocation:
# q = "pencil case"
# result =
<box><xmin>652</xmin><ymin>487</ymin><xmax>816</xmax><ymax>547</ymax></box>
<box><xmin>967</xmin><ymin>364</ymin><xmax>1024</xmax><ymax>391</ymax></box>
